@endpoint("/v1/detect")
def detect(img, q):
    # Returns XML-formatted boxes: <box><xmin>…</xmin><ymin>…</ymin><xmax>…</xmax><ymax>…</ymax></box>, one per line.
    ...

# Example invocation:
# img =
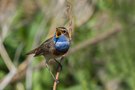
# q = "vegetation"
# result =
<box><xmin>0</xmin><ymin>0</ymin><xmax>135</xmax><ymax>90</ymax></box>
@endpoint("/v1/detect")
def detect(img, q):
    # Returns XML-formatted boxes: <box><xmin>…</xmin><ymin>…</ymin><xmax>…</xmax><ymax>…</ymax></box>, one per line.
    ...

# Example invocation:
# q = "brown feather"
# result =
<box><xmin>26</xmin><ymin>37</ymin><xmax>53</xmax><ymax>57</ymax></box>
<box><xmin>26</xmin><ymin>48</ymin><xmax>37</xmax><ymax>55</ymax></box>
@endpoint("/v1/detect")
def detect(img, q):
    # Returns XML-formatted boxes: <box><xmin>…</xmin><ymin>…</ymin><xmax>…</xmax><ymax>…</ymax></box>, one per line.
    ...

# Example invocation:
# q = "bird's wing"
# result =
<box><xmin>26</xmin><ymin>37</ymin><xmax>54</xmax><ymax>57</ymax></box>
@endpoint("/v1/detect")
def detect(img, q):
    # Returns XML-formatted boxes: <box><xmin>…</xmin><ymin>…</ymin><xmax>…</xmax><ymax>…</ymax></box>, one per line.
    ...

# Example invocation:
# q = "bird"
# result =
<box><xmin>26</xmin><ymin>27</ymin><xmax>70</xmax><ymax>80</ymax></box>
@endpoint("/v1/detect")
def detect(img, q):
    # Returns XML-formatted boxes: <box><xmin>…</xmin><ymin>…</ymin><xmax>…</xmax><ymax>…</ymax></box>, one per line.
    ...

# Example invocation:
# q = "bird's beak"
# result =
<box><xmin>56</xmin><ymin>28</ymin><xmax>61</xmax><ymax>38</ymax></box>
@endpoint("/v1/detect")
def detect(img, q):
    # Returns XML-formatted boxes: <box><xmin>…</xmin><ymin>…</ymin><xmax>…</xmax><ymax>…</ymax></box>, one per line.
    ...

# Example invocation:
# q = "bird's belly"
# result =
<box><xmin>44</xmin><ymin>47</ymin><xmax>68</xmax><ymax>60</ymax></box>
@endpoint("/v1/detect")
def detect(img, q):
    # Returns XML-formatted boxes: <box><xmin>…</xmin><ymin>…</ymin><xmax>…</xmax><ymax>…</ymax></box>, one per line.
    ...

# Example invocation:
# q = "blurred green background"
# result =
<box><xmin>0</xmin><ymin>0</ymin><xmax>135</xmax><ymax>90</ymax></box>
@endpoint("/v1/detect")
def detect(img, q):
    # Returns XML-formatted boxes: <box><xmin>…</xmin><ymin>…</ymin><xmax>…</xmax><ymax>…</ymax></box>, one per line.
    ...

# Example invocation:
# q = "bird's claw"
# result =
<box><xmin>57</xmin><ymin>64</ymin><xmax>62</xmax><ymax>72</ymax></box>
<box><xmin>55</xmin><ymin>79</ymin><xmax>60</xmax><ymax>84</ymax></box>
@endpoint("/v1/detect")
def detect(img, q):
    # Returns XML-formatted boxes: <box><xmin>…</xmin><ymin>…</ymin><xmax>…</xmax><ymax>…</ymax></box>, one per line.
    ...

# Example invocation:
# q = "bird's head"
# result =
<box><xmin>54</xmin><ymin>27</ymin><xmax>70</xmax><ymax>52</ymax></box>
<box><xmin>55</xmin><ymin>27</ymin><xmax>69</xmax><ymax>39</ymax></box>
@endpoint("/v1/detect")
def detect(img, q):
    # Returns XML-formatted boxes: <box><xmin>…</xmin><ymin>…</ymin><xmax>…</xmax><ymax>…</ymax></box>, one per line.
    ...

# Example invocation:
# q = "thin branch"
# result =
<box><xmin>0</xmin><ymin>38</ymin><xmax>16</xmax><ymax>71</ymax></box>
<box><xmin>53</xmin><ymin>71</ymin><xmax>60</xmax><ymax>90</ymax></box>
<box><xmin>0</xmin><ymin>70</ymin><xmax>16</xmax><ymax>90</ymax></box>
<box><xmin>26</xmin><ymin>59</ymin><xmax>33</xmax><ymax>90</ymax></box>
<box><xmin>10</xmin><ymin>56</ymin><xmax>31</xmax><ymax>83</ymax></box>
<box><xmin>13</xmin><ymin>43</ymin><xmax>24</xmax><ymax>66</ymax></box>
<box><xmin>53</xmin><ymin>1</ymin><xmax>73</xmax><ymax>90</ymax></box>
<box><xmin>53</xmin><ymin>57</ymin><xmax>63</xmax><ymax>90</ymax></box>
<box><xmin>0</xmin><ymin>37</ymin><xmax>17</xmax><ymax>89</ymax></box>
<box><xmin>69</xmin><ymin>26</ymin><xmax>121</xmax><ymax>55</ymax></box>
<box><xmin>65</xmin><ymin>0</ymin><xmax>74</xmax><ymax>40</ymax></box>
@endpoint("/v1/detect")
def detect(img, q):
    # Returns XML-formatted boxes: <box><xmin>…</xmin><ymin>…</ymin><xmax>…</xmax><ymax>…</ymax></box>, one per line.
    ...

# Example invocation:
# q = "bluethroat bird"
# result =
<box><xmin>26</xmin><ymin>27</ymin><xmax>70</xmax><ymax>80</ymax></box>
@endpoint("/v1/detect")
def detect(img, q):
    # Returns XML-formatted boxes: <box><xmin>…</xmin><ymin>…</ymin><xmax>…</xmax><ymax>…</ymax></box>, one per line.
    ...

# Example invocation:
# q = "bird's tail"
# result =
<box><xmin>26</xmin><ymin>48</ymin><xmax>37</xmax><ymax>56</ymax></box>
<box><xmin>26</xmin><ymin>47</ymin><xmax>42</xmax><ymax>57</ymax></box>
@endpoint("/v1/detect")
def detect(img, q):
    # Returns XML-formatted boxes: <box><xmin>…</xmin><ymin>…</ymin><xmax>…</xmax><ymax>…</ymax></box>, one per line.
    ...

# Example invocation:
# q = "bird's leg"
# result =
<box><xmin>45</xmin><ymin>61</ymin><xmax>58</xmax><ymax>82</ymax></box>
<box><xmin>54</xmin><ymin>59</ymin><xmax>62</xmax><ymax>72</ymax></box>
<box><xmin>60</xmin><ymin>56</ymin><xmax>64</xmax><ymax>61</ymax></box>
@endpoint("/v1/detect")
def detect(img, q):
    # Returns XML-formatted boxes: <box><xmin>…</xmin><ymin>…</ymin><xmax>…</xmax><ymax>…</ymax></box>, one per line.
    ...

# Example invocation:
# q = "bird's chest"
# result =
<box><xmin>44</xmin><ymin>35</ymin><xmax>70</xmax><ymax>60</ymax></box>
<box><xmin>55</xmin><ymin>41</ymin><xmax>70</xmax><ymax>52</ymax></box>
<box><xmin>44</xmin><ymin>41</ymin><xmax>70</xmax><ymax>60</ymax></box>
<box><xmin>51</xmin><ymin>41</ymin><xmax>70</xmax><ymax>59</ymax></box>
<box><xmin>53</xmin><ymin>34</ymin><xmax>70</xmax><ymax>52</ymax></box>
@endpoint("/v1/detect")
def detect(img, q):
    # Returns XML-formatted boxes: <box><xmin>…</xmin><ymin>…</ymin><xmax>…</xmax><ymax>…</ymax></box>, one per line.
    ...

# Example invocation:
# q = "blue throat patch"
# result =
<box><xmin>53</xmin><ymin>34</ymin><xmax>70</xmax><ymax>52</ymax></box>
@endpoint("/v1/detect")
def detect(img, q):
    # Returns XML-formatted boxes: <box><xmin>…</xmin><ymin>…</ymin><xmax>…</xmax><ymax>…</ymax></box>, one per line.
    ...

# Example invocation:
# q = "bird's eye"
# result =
<box><xmin>63</xmin><ymin>30</ymin><xmax>66</xmax><ymax>34</ymax></box>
